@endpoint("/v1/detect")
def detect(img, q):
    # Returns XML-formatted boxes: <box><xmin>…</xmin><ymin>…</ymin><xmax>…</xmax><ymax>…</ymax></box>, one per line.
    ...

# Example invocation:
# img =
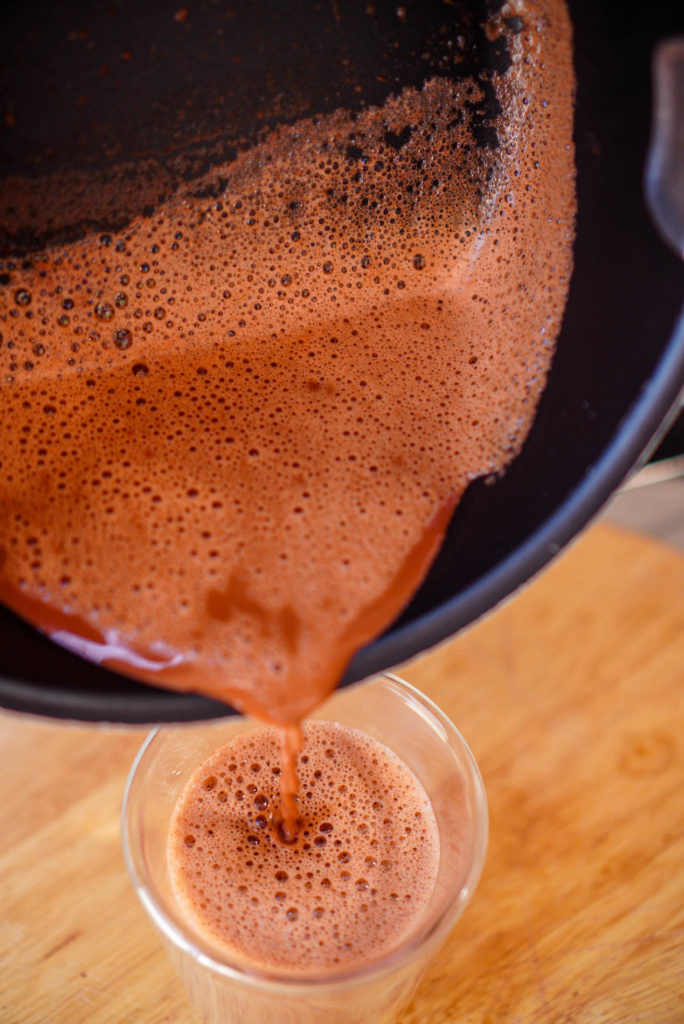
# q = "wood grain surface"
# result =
<box><xmin>1</xmin><ymin>522</ymin><xmax>682</xmax><ymax>1024</ymax></box>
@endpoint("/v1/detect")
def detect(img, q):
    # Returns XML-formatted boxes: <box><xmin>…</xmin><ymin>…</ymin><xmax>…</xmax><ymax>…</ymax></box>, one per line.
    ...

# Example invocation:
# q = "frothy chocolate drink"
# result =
<box><xmin>0</xmin><ymin>0</ymin><xmax>574</xmax><ymax>731</ymax></box>
<box><xmin>167</xmin><ymin>720</ymin><xmax>441</xmax><ymax>973</ymax></box>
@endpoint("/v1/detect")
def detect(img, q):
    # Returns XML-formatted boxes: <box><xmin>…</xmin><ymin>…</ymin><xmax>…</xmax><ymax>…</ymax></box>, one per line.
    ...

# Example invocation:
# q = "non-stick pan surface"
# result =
<box><xmin>0</xmin><ymin>0</ymin><xmax>682</xmax><ymax>722</ymax></box>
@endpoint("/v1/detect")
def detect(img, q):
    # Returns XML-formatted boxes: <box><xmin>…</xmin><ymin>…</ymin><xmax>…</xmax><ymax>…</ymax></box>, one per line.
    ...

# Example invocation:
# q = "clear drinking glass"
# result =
<box><xmin>121</xmin><ymin>674</ymin><xmax>488</xmax><ymax>1024</ymax></box>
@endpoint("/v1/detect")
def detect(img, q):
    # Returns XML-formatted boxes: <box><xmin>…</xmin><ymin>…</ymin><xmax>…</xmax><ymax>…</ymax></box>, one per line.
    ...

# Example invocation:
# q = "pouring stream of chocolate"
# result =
<box><xmin>0</xmin><ymin>1</ymin><xmax>574</xmax><ymax>838</ymax></box>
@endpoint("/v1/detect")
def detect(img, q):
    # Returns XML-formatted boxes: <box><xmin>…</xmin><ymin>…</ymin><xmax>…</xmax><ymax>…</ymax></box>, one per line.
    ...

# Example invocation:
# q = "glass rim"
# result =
<box><xmin>121</xmin><ymin>672</ymin><xmax>488</xmax><ymax>991</ymax></box>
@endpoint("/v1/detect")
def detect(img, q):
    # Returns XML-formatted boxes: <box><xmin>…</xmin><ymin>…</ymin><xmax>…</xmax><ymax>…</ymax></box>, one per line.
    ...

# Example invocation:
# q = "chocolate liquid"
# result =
<box><xmin>0</xmin><ymin>1</ymin><xmax>574</xmax><ymax>734</ymax></box>
<box><xmin>167</xmin><ymin>720</ymin><xmax>442</xmax><ymax>974</ymax></box>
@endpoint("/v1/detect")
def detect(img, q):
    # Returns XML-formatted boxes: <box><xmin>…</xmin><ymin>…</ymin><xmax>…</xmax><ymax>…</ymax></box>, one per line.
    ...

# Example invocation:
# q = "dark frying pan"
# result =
<box><xmin>0</xmin><ymin>0</ymin><xmax>682</xmax><ymax>723</ymax></box>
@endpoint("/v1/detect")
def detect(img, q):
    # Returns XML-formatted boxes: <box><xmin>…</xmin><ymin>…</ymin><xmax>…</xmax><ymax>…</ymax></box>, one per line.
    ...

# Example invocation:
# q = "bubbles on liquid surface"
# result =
<box><xmin>0</xmin><ymin>0</ymin><xmax>575</xmax><ymax>728</ymax></box>
<box><xmin>168</xmin><ymin>721</ymin><xmax>441</xmax><ymax>972</ymax></box>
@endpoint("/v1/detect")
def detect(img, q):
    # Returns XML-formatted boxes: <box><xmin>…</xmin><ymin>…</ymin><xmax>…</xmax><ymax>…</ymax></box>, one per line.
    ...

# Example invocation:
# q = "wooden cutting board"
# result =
<box><xmin>1</xmin><ymin>522</ymin><xmax>682</xmax><ymax>1024</ymax></box>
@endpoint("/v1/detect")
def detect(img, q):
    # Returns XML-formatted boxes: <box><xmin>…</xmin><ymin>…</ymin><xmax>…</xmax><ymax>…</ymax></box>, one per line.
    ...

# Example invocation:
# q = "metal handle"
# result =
<box><xmin>645</xmin><ymin>38</ymin><xmax>684</xmax><ymax>258</ymax></box>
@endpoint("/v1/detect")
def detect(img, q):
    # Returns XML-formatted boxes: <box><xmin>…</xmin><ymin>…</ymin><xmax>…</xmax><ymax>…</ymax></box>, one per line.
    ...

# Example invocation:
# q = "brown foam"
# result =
<box><xmin>0</xmin><ymin>0</ymin><xmax>575</xmax><ymax>725</ymax></box>
<box><xmin>167</xmin><ymin>721</ymin><xmax>442</xmax><ymax>973</ymax></box>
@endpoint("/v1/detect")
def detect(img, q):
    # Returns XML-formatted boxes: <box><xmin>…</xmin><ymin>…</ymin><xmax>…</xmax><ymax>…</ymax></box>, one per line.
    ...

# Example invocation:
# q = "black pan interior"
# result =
<box><xmin>0</xmin><ymin>0</ymin><xmax>682</xmax><ymax>722</ymax></box>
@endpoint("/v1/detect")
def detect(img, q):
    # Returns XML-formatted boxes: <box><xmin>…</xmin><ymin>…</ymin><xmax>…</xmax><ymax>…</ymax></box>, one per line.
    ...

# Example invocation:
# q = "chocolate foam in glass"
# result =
<box><xmin>0</xmin><ymin>0</ymin><xmax>574</xmax><ymax>831</ymax></box>
<box><xmin>122</xmin><ymin>674</ymin><xmax>488</xmax><ymax>1021</ymax></box>
<box><xmin>168</xmin><ymin>719</ymin><xmax>441</xmax><ymax>973</ymax></box>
